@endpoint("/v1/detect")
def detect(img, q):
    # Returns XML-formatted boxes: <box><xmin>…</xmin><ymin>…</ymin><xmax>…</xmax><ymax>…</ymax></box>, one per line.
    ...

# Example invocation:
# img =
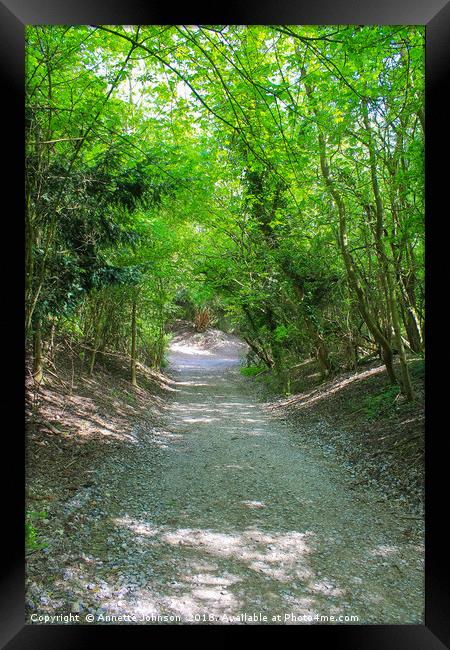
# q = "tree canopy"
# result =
<box><xmin>25</xmin><ymin>25</ymin><xmax>424</xmax><ymax>399</ymax></box>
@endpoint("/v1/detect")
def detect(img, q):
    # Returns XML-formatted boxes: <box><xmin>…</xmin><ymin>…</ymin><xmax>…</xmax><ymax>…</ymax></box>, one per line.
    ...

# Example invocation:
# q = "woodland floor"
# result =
<box><xmin>25</xmin><ymin>325</ymin><xmax>424</xmax><ymax>625</ymax></box>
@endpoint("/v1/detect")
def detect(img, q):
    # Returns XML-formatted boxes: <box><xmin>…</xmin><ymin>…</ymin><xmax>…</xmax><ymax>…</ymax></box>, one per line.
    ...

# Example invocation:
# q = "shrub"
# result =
<box><xmin>361</xmin><ymin>384</ymin><xmax>400</xmax><ymax>419</ymax></box>
<box><xmin>25</xmin><ymin>510</ymin><xmax>47</xmax><ymax>553</ymax></box>
<box><xmin>240</xmin><ymin>365</ymin><xmax>264</xmax><ymax>377</ymax></box>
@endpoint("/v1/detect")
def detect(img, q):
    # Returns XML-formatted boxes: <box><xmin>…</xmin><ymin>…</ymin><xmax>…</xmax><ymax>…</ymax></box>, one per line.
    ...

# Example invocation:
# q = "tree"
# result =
<box><xmin>25</xmin><ymin>25</ymin><xmax>424</xmax><ymax>401</ymax></box>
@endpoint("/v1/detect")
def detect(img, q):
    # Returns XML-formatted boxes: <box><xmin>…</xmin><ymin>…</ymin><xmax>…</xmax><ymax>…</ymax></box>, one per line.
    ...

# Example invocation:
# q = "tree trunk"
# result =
<box><xmin>281</xmin><ymin>264</ymin><xmax>333</xmax><ymax>377</ymax></box>
<box><xmin>381</xmin><ymin>345</ymin><xmax>396</xmax><ymax>385</ymax></box>
<box><xmin>243</xmin><ymin>336</ymin><xmax>274</xmax><ymax>369</ymax></box>
<box><xmin>401</xmin><ymin>298</ymin><xmax>423</xmax><ymax>354</ymax></box>
<box><xmin>33</xmin><ymin>317</ymin><xmax>43</xmax><ymax>384</ymax></box>
<box><xmin>88</xmin><ymin>322</ymin><xmax>99</xmax><ymax>377</ymax></box>
<box><xmin>316</xmin><ymin>341</ymin><xmax>332</xmax><ymax>377</ymax></box>
<box><xmin>304</xmin><ymin>78</ymin><xmax>397</xmax><ymax>385</ymax></box>
<box><xmin>130</xmin><ymin>295</ymin><xmax>138</xmax><ymax>386</ymax></box>
<box><xmin>386</xmin><ymin>273</ymin><xmax>415</xmax><ymax>399</ymax></box>
<box><xmin>88</xmin><ymin>347</ymin><xmax>97</xmax><ymax>377</ymax></box>
<box><xmin>389</xmin><ymin>196</ymin><xmax>423</xmax><ymax>355</ymax></box>
<box><xmin>25</xmin><ymin>199</ymin><xmax>35</xmax><ymax>339</ymax></box>
<box><xmin>362</xmin><ymin>102</ymin><xmax>414</xmax><ymax>400</ymax></box>
<box><xmin>398</xmin><ymin>268</ymin><xmax>423</xmax><ymax>354</ymax></box>
<box><xmin>242</xmin><ymin>305</ymin><xmax>274</xmax><ymax>368</ymax></box>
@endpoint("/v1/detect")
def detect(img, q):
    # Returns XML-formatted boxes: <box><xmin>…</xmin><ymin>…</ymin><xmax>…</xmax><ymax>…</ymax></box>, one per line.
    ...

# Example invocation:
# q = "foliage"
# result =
<box><xmin>25</xmin><ymin>510</ymin><xmax>47</xmax><ymax>553</ymax></box>
<box><xmin>360</xmin><ymin>385</ymin><xmax>400</xmax><ymax>420</ymax></box>
<box><xmin>25</xmin><ymin>25</ymin><xmax>424</xmax><ymax>398</ymax></box>
<box><xmin>240</xmin><ymin>365</ymin><xmax>265</xmax><ymax>377</ymax></box>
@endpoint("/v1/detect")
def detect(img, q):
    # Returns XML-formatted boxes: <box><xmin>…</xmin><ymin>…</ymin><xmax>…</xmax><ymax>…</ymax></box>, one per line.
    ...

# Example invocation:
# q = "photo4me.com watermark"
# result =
<box><xmin>30</xmin><ymin>611</ymin><xmax>360</xmax><ymax>624</ymax></box>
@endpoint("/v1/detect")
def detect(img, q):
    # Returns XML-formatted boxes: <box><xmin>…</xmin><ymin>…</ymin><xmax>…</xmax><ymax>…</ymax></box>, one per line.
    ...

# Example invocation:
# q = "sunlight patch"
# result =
<box><xmin>160</xmin><ymin>528</ymin><xmax>314</xmax><ymax>583</ymax></box>
<box><xmin>369</xmin><ymin>545</ymin><xmax>399</xmax><ymax>557</ymax></box>
<box><xmin>113</xmin><ymin>516</ymin><xmax>160</xmax><ymax>538</ymax></box>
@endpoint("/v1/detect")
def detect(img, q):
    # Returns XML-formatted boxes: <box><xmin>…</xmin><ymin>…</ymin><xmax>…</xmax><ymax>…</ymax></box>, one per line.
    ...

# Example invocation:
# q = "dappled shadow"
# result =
<box><xmin>270</xmin><ymin>365</ymin><xmax>386</xmax><ymax>413</ymax></box>
<box><xmin>32</xmin><ymin>498</ymin><xmax>423</xmax><ymax>624</ymax></box>
<box><xmin>37</xmin><ymin>512</ymin><xmax>324</xmax><ymax>623</ymax></box>
<box><xmin>26</xmin><ymin>331</ymin><xmax>424</xmax><ymax>626</ymax></box>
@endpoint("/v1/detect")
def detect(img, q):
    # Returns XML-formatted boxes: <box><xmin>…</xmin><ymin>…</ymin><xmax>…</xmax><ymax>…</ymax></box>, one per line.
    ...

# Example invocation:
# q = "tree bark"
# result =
<box><xmin>362</xmin><ymin>102</ymin><xmax>414</xmax><ymax>400</ymax></box>
<box><xmin>305</xmin><ymin>80</ymin><xmax>397</xmax><ymax>384</ymax></box>
<box><xmin>25</xmin><ymin>198</ymin><xmax>35</xmax><ymax>338</ymax></box>
<box><xmin>398</xmin><ymin>264</ymin><xmax>423</xmax><ymax>354</ymax></box>
<box><xmin>130</xmin><ymin>294</ymin><xmax>138</xmax><ymax>386</ymax></box>
<box><xmin>242</xmin><ymin>305</ymin><xmax>274</xmax><ymax>368</ymax></box>
<box><xmin>88</xmin><ymin>346</ymin><xmax>97</xmax><ymax>377</ymax></box>
<box><xmin>33</xmin><ymin>317</ymin><xmax>43</xmax><ymax>384</ymax></box>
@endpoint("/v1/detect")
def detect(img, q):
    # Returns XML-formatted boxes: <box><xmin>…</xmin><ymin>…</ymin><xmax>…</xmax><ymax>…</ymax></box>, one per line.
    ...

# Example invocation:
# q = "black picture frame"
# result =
<box><xmin>2</xmin><ymin>1</ymin><xmax>448</xmax><ymax>647</ymax></box>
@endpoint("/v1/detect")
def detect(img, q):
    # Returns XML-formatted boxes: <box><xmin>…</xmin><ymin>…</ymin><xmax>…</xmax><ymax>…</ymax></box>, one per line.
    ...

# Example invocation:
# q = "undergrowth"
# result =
<box><xmin>26</xmin><ymin>510</ymin><xmax>47</xmax><ymax>554</ymax></box>
<box><xmin>357</xmin><ymin>384</ymin><xmax>400</xmax><ymax>419</ymax></box>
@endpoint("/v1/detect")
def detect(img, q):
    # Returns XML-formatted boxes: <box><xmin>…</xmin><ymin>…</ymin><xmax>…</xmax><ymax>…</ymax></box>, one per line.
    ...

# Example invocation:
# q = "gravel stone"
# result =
<box><xmin>25</xmin><ymin>329</ymin><xmax>424</xmax><ymax>625</ymax></box>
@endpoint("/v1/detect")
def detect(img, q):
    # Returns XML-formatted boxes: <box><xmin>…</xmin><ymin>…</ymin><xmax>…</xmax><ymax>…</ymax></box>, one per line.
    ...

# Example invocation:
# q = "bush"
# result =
<box><xmin>26</xmin><ymin>510</ymin><xmax>47</xmax><ymax>553</ymax></box>
<box><xmin>240</xmin><ymin>365</ymin><xmax>264</xmax><ymax>377</ymax></box>
<box><xmin>361</xmin><ymin>384</ymin><xmax>400</xmax><ymax>419</ymax></box>
<box><xmin>410</xmin><ymin>358</ymin><xmax>425</xmax><ymax>379</ymax></box>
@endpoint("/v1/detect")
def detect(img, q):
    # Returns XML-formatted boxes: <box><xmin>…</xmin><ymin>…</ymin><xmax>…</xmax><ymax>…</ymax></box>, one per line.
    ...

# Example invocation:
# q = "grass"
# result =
<box><xmin>240</xmin><ymin>365</ymin><xmax>264</xmax><ymax>377</ymax></box>
<box><xmin>354</xmin><ymin>358</ymin><xmax>424</xmax><ymax>420</ymax></box>
<box><xmin>26</xmin><ymin>510</ymin><xmax>48</xmax><ymax>554</ymax></box>
<box><xmin>409</xmin><ymin>358</ymin><xmax>425</xmax><ymax>379</ymax></box>
<box><xmin>355</xmin><ymin>384</ymin><xmax>400</xmax><ymax>420</ymax></box>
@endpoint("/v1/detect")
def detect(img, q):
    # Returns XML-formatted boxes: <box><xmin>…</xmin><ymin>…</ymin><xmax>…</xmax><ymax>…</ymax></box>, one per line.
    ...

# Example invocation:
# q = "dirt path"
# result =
<box><xmin>27</xmin><ymin>330</ymin><xmax>423</xmax><ymax>624</ymax></box>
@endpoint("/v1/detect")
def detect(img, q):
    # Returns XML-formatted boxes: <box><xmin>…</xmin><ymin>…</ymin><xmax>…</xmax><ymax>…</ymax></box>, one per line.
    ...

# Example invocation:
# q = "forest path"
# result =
<box><xmin>35</xmin><ymin>329</ymin><xmax>423</xmax><ymax>624</ymax></box>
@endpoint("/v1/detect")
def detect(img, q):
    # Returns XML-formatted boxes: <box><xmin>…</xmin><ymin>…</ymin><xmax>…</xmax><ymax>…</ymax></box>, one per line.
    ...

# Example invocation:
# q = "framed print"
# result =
<box><xmin>2</xmin><ymin>0</ymin><xmax>448</xmax><ymax>647</ymax></box>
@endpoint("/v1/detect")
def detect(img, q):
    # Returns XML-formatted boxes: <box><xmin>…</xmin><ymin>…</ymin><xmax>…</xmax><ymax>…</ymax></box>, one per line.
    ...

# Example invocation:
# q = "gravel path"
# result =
<box><xmin>27</xmin><ymin>331</ymin><xmax>424</xmax><ymax>624</ymax></box>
